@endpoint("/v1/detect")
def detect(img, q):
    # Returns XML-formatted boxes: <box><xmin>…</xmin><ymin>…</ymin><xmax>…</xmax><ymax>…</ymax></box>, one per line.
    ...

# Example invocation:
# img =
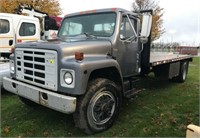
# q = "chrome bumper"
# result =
<box><xmin>3</xmin><ymin>77</ymin><xmax>76</xmax><ymax>114</ymax></box>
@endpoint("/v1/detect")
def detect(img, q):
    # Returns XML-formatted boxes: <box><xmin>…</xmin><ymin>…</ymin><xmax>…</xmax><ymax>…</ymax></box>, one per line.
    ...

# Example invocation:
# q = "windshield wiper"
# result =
<box><xmin>83</xmin><ymin>32</ymin><xmax>97</xmax><ymax>39</ymax></box>
<box><xmin>58</xmin><ymin>33</ymin><xmax>97</xmax><ymax>40</ymax></box>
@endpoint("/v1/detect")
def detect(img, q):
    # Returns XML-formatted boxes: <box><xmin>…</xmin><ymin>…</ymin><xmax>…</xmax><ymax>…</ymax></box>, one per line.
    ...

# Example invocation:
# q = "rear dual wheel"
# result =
<box><xmin>73</xmin><ymin>78</ymin><xmax>121</xmax><ymax>134</ymax></box>
<box><xmin>177</xmin><ymin>61</ymin><xmax>188</xmax><ymax>83</ymax></box>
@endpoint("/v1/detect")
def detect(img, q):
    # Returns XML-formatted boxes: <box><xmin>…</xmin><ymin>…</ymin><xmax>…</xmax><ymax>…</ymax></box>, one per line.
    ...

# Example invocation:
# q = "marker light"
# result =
<box><xmin>112</xmin><ymin>8</ymin><xmax>117</xmax><ymax>11</ymax></box>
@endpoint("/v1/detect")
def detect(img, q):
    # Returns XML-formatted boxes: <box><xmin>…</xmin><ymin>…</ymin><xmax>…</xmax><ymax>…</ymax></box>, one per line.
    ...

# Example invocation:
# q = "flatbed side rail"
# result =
<box><xmin>150</xmin><ymin>54</ymin><xmax>192</xmax><ymax>67</ymax></box>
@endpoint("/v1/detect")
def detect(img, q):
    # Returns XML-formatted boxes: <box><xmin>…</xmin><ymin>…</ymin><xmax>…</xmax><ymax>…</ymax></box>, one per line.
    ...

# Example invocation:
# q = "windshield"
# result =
<box><xmin>58</xmin><ymin>12</ymin><xmax>116</xmax><ymax>38</ymax></box>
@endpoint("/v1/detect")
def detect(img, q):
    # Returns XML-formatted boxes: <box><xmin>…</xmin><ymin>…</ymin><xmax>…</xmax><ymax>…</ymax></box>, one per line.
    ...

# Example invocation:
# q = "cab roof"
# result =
<box><xmin>64</xmin><ymin>8</ymin><xmax>137</xmax><ymax>17</ymax></box>
<box><xmin>0</xmin><ymin>13</ymin><xmax>39</xmax><ymax>21</ymax></box>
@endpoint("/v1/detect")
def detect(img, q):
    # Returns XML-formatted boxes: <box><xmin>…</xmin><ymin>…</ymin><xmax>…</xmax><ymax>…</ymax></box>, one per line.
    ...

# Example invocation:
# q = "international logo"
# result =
<box><xmin>49</xmin><ymin>59</ymin><xmax>55</xmax><ymax>64</ymax></box>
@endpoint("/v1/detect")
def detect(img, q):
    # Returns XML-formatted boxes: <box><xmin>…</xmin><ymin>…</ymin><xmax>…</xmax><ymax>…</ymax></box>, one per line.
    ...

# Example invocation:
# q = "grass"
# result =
<box><xmin>1</xmin><ymin>57</ymin><xmax>199</xmax><ymax>137</ymax></box>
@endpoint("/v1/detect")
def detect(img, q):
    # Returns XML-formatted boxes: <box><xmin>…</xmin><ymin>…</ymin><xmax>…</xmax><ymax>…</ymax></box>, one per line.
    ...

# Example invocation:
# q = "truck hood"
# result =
<box><xmin>15</xmin><ymin>38</ymin><xmax>112</xmax><ymax>58</ymax></box>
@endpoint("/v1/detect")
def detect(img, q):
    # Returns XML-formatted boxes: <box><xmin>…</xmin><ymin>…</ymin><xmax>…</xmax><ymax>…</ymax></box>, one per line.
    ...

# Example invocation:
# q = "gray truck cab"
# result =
<box><xmin>3</xmin><ymin>8</ymin><xmax>158</xmax><ymax>134</ymax></box>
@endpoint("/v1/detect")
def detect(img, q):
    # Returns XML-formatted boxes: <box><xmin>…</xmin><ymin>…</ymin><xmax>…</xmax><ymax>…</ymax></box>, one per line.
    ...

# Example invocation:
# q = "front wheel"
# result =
<box><xmin>73</xmin><ymin>78</ymin><xmax>121</xmax><ymax>134</ymax></box>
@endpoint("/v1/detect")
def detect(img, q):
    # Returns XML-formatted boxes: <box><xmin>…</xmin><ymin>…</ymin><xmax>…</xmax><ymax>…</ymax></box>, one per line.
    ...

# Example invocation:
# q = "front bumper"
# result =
<box><xmin>3</xmin><ymin>77</ymin><xmax>76</xmax><ymax>114</ymax></box>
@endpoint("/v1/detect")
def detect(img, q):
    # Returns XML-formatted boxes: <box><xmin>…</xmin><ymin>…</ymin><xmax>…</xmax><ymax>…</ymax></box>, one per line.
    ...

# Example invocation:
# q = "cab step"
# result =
<box><xmin>123</xmin><ymin>78</ymin><xmax>142</xmax><ymax>98</ymax></box>
<box><xmin>124</xmin><ymin>88</ymin><xmax>143</xmax><ymax>99</ymax></box>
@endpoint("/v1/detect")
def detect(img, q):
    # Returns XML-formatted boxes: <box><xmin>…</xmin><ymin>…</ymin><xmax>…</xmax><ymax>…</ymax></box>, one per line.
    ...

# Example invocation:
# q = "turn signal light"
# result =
<box><xmin>75</xmin><ymin>52</ymin><xmax>84</xmax><ymax>61</ymax></box>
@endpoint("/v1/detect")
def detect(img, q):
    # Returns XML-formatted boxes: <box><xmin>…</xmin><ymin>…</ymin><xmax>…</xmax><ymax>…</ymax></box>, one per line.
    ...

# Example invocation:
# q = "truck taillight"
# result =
<box><xmin>75</xmin><ymin>52</ymin><xmax>84</xmax><ymax>61</ymax></box>
<box><xmin>17</xmin><ymin>39</ymin><xmax>22</xmax><ymax>43</ymax></box>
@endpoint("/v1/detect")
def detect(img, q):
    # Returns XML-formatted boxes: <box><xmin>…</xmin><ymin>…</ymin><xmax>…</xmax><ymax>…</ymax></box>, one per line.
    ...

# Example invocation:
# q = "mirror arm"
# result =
<box><xmin>139</xmin><ymin>36</ymin><xmax>148</xmax><ymax>44</ymax></box>
<box><xmin>126</xmin><ymin>15</ymin><xmax>138</xmax><ymax>37</ymax></box>
<box><xmin>138</xmin><ymin>43</ymin><xmax>144</xmax><ymax>53</ymax></box>
<box><xmin>122</xmin><ymin>35</ymin><xmax>136</xmax><ymax>43</ymax></box>
<box><xmin>127</xmin><ymin>35</ymin><xmax>135</xmax><ymax>41</ymax></box>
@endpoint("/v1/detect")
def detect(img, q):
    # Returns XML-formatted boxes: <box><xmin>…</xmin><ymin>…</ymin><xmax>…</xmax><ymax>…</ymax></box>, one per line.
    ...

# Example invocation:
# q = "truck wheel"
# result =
<box><xmin>177</xmin><ymin>61</ymin><xmax>188</xmax><ymax>83</ymax></box>
<box><xmin>19</xmin><ymin>96</ymin><xmax>39</xmax><ymax>107</ymax></box>
<box><xmin>73</xmin><ymin>78</ymin><xmax>121</xmax><ymax>134</ymax></box>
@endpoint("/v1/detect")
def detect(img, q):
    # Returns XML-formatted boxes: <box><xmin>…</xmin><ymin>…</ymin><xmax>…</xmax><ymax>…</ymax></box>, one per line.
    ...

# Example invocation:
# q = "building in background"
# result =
<box><xmin>176</xmin><ymin>46</ymin><xmax>200</xmax><ymax>56</ymax></box>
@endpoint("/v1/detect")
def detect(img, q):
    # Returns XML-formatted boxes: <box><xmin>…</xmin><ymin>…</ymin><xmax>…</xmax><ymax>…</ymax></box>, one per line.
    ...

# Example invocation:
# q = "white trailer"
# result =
<box><xmin>0</xmin><ymin>7</ymin><xmax>62</xmax><ymax>58</ymax></box>
<box><xmin>0</xmin><ymin>62</ymin><xmax>9</xmax><ymax>87</ymax></box>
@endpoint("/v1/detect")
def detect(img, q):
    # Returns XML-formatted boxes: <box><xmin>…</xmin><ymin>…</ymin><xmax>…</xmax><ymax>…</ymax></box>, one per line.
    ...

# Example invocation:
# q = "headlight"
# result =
<box><xmin>11</xmin><ymin>66</ymin><xmax>14</xmax><ymax>71</ymax></box>
<box><xmin>64</xmin><ymin>72</ymin><xmax>73</xmax><ymax>85</ymax></box>
<box><xmin>60</xmin><ymin>69</ymin><xmax>75</xmax><ymax>88</ymax></box>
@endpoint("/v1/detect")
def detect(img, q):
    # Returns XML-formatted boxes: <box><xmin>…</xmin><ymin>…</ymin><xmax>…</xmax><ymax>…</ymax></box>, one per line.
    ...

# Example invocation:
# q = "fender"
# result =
<box><xmin>58</xmin><ymin>55</ymin><xmax>123</xmax><ymax>95</ymax></box>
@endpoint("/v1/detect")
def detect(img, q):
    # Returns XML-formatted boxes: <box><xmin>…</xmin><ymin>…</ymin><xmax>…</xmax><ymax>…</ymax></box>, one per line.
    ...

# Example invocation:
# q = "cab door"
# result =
<box><xmin>16</xmin><ymin>18</ymin><xmax>40</xmax><ymax>43</ymax></box>
<box><xmin>0</xmin><ymin>16</ymin><xmax>15</xmax><ymax>54</ymax></box>
<box><xmin>116</xmin><ymin>14</ymin><xmax>140</xmax><ymax>77</ymax></box>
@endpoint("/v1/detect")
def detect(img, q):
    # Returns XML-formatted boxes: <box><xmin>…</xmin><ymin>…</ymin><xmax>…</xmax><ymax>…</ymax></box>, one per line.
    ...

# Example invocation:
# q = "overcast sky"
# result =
<box><xmin>59</xmin><ymin>0</ymin><xmax>200</xmax><ymax>46</ymax></box>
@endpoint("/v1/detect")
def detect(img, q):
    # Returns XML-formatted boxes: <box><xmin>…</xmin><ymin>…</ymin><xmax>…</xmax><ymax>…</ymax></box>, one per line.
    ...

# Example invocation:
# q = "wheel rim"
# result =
<box><xmin>89</xmin><ymin>91</ymin><xmax>116</xmax><ymax>125</ymax></box>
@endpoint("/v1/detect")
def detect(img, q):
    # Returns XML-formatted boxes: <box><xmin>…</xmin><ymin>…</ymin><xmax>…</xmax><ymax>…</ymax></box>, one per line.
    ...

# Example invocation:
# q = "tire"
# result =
<box><xmin>73</xmin><ymin>78</ymin><xmax>121</xmax><ymax>134</ymax></box>
<box><xmin>177</xmin><ymin>61</ymin><xmax>188</xmax><ymax>83</ymax></box>
<box><xmin>19</xmin><ymin>96</ymin><xmax>39</xmax><ymax>107</ymax></box>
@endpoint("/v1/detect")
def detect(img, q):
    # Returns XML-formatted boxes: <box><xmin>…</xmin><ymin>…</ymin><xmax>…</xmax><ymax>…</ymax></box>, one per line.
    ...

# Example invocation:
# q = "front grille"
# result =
<box><xmin>15</xmin><ymin>48</ymin><xmax>58</xmax><ymax>91</ymax></box>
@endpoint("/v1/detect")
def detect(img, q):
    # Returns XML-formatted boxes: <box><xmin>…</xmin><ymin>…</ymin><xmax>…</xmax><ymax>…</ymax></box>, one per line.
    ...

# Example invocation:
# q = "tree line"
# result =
<box><xmin>0</xmin><ymin>0</ymin><xmax>61</xmax><ymax>16</ymax></box>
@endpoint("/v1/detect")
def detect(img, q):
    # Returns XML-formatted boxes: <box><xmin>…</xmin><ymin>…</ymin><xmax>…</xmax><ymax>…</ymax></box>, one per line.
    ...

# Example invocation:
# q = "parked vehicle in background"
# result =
<box><xmin>0</xmin><ymin>7</ymin><xmax>62</xmax><ymax>88</ymax></box>
<box><xmin>0</xmin><ymin>6</ymin><xmax>62</xmax><ymax>59</ymax></box>
<box><xmin>3</xmin><ymin>8</ymin><xmax>192</xmax><ymax>134</ymax></box>
<box><xmin>0</xmin><ymin>62</ymin><xmax>9</xmax><ymax>88</ymax></box>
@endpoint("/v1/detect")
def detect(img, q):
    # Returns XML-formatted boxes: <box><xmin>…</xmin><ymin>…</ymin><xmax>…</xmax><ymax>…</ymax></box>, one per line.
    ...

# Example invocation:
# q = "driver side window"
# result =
<box><xmin>120</xmin><ymin>16</ymin><xmax>137</xmax><ymax>41</ymax></box>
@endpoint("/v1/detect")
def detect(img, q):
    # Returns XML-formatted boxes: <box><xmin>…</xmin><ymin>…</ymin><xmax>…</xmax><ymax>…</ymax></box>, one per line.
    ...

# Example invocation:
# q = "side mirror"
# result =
<box><xmin>140</xmin><ymin>14</ymin><xmax>152</xmax><ymax>44</ymax></box>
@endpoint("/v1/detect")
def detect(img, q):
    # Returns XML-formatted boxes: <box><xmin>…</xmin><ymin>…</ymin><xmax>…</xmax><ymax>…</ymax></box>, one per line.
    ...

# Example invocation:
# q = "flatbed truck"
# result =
<box><xmin>3</xmin><ymin>8</ymin><xmax>192</xmax><ymax>134</ymax></box>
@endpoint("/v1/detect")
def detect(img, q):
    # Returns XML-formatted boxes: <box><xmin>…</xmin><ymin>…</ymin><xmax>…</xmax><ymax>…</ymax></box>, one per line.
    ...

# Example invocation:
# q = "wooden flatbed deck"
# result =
<box><xmin>150</xmin><ymin>52</ymin><xmax>192</xmax><ymax>66</ymax></box>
